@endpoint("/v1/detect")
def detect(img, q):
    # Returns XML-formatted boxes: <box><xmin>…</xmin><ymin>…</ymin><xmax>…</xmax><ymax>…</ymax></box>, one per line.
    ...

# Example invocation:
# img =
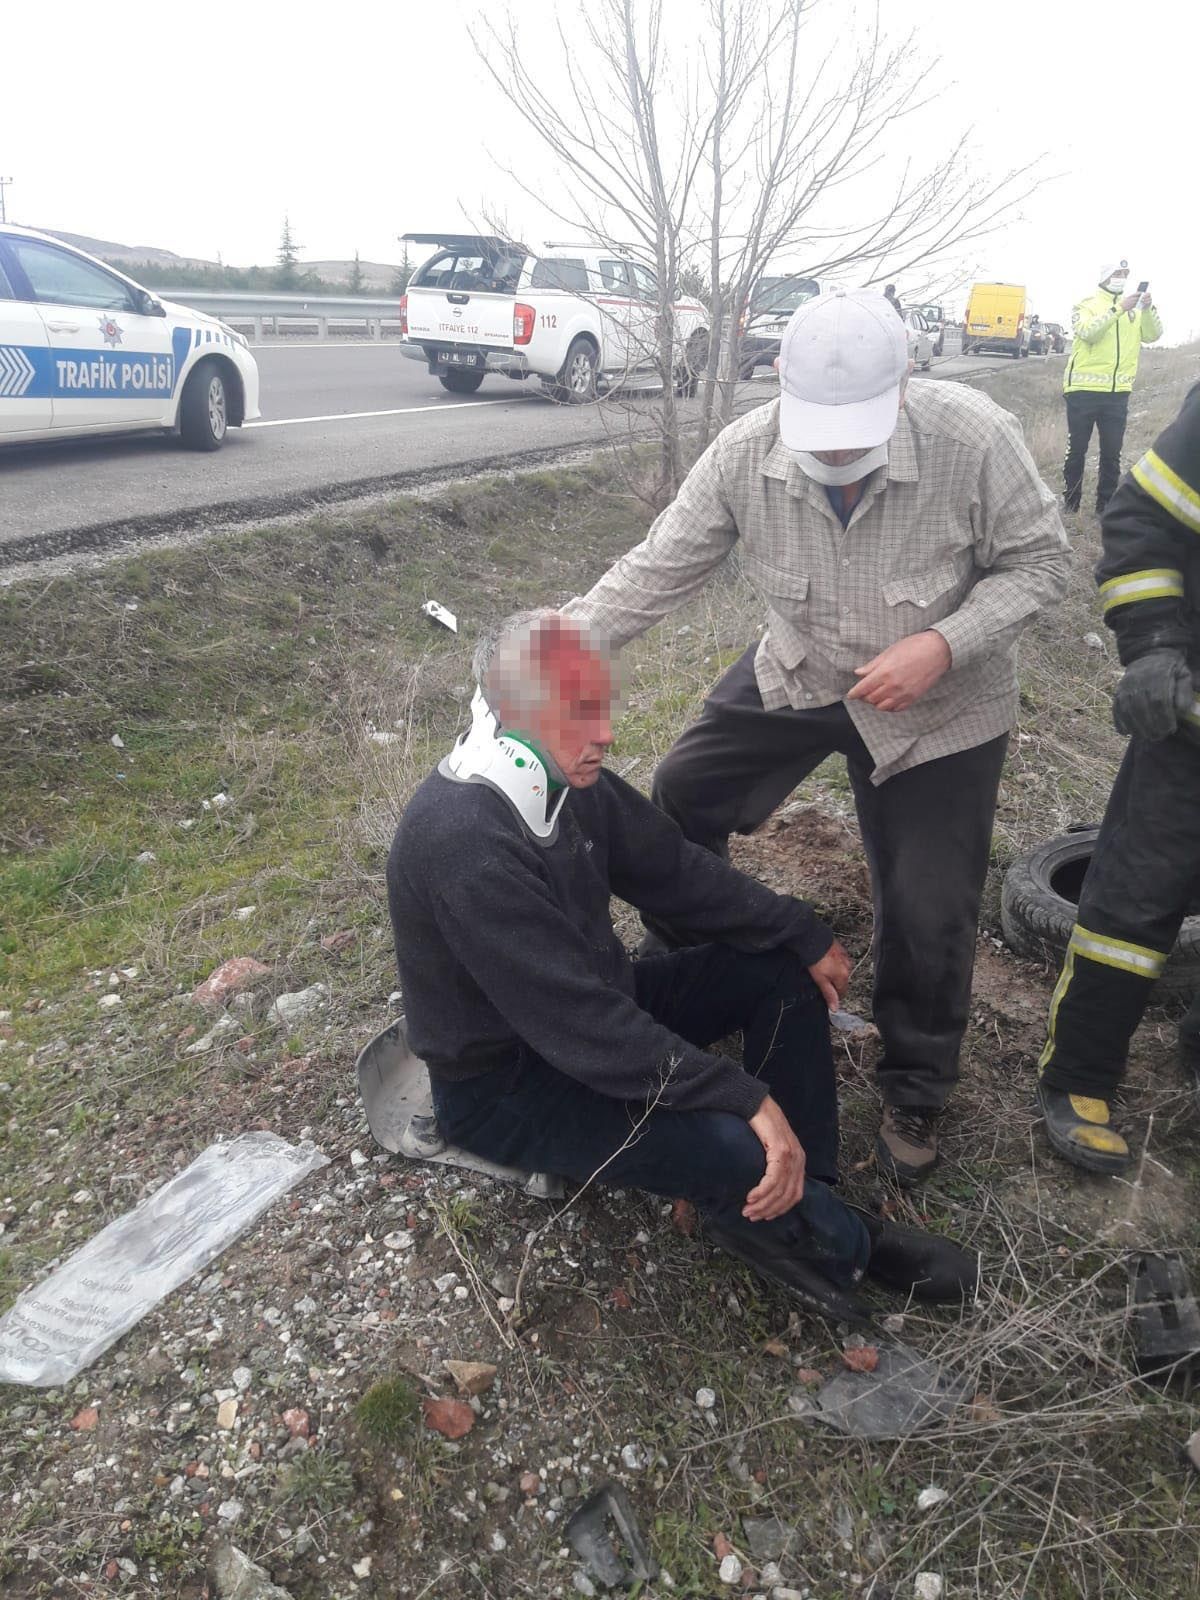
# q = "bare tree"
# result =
<box><xmin>473</xmin><ymin>0</ymin><xmax>1043</xmax><ymax>497</ymax></box>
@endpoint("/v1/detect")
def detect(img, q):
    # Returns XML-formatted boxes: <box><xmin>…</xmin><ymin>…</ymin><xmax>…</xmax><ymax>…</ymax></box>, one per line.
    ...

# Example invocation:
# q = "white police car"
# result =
<box><xmin>0</xmin><ymin>224</ymin><xmax>260</xmax><ymax>451</ymax></box>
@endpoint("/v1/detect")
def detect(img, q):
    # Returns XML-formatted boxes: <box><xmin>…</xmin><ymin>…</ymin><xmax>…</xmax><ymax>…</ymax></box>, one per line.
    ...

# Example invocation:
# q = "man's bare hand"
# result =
<box><xmin>809</xmin><ymin>939</ymin><xmax>852</xmax><ymax>1009</ymax></box>
<box><xmin>745</xmin><ymin>1094</ymin><xmax>806</xmax><ymax>1221</ymax></box>
<box><xmin>1121</xmin><ymin>292</ymin><xmax>1141</xmax><ymax>313</ymax></box>
<box><xmin>848</xmin><ymin>630</ymin><xmax>952</xmax><ymax>713</ymax></box>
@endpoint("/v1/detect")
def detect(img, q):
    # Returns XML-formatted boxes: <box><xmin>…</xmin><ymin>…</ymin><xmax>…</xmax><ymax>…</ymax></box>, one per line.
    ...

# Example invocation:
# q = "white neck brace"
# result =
<box><xmin>439</xmin><ymin>690</ymin><xmax>568</xmax><ymax>843</ymax></box>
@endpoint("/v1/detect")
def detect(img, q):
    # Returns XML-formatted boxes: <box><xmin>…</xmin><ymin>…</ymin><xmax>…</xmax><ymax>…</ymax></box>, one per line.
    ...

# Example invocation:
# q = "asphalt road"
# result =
<box><xmin>0</xmin><ymin>334</ymin><xmax>1015</xmax><ymax>567</ymax></box>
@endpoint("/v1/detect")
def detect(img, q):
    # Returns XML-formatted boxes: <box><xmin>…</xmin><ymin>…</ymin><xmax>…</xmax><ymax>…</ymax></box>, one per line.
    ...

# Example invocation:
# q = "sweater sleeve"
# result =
<box><xmin>423</xmin><ymin>826</ymin><xmax>769</xmax><ymax>1119</ymax></box>
<box><xmin>600</xmin><ymin>773</ymin><xmax>834</xmax><ymax>964</ymax></box>
<box><xmin>1096</xmin><ymin>381</ymin><xmax>1200</xmax><ymax>664</ymax></box>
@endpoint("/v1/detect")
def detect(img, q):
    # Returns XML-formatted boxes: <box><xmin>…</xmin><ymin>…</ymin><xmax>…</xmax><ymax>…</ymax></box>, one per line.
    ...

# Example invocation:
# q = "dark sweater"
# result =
<box><xmin>386</xmin><ymin>767</ymin><xmax>834</xmax><ymax>1120</ymax></box>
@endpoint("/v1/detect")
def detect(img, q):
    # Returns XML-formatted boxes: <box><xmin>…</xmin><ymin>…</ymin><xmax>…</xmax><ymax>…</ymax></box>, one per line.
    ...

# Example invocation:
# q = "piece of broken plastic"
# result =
<box><xmin>0</xmin><ymin>1133</ymin><xmax>328</xmax><ymax>1387</ymax></box>
<box><xmin>356</xmin><ymin>1017</ymin><xmax>563</xmax><ymax>1200</ymax></box>
<box><xmin>803</xmin><ymin>1342</ymin><xmax>972</xmax><ymax>1438</ymax></box>
<box><xmin>421</xmin><ymin>600</ymin><xmax>458</xmax><ymax>633</ymax></box>
<box><xmin>565</xmin><ymin>1481</ymin><xmax>659</xmax><ymax>1587</ymax></box>
<box><xmin>1129</xmin><ymin>1251</ymin><xmax>1200</xmax><ymax>1375</ymax></box>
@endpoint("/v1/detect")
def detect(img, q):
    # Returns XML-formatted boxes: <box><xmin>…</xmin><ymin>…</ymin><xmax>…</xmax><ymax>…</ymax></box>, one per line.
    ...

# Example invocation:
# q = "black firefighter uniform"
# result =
<box><xmin>1040</xmin><ymin>381</ymin><xmax>1200</xmax><ymax>1144</ymax></box>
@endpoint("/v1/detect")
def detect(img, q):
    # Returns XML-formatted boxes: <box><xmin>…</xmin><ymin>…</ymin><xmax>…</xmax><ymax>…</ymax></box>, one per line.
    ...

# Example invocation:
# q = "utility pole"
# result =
<box><xmin>0</xmin><ymin>177</ymin><xmax>12</xmax><ymax>225</ymax></box>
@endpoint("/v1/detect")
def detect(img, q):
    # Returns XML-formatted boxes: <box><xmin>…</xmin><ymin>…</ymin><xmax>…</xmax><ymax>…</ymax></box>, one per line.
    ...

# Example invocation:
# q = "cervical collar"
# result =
<box><xmin>791</xmin><ymin>443</ymin><xmax>890</xmax><ymax>486</ymax></box>
<box><xmin>439</xmin><ymin>690</ymin><xmax>568</xmax><ymax>843</ymax></box>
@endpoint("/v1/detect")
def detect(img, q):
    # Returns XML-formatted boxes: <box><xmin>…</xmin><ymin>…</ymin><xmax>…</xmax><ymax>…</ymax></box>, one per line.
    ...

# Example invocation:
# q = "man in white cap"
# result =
<box><xmin>564</xmin><ymin>287</ymin><xmax>1068</xmax><ymax>1184</ymax></box>
<box><xmin>1063</xmin><ymin>260</ymin><xmax>1162</xmax><ymax>515</ymax></box>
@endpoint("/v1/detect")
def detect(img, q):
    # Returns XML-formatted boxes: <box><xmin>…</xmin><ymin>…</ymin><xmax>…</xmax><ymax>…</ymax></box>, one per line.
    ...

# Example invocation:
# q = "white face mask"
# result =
<box><xmin>790</xmin><ymin>443</ymin><xmax>890</xmax><ymax>486</ymax></box>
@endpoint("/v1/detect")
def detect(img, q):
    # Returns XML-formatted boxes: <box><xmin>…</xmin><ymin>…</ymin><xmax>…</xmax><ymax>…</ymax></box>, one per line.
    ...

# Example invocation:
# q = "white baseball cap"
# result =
<box><xmin>1099</xmin><ymin>259</ymin><xmax>1129</xmax><ymax>285</ymax></box>
<box><xmin>777</xmin><ymin>287</ymin><xmax>909</xmax><ymax>451</ymax></box>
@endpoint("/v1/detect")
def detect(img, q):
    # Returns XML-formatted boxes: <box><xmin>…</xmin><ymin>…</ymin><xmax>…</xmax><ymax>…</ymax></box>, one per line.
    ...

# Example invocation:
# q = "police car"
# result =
<box><xmin>0</xmin><ymin>224</ymin><xmax>260</xmax><ymax>451</ymax></box>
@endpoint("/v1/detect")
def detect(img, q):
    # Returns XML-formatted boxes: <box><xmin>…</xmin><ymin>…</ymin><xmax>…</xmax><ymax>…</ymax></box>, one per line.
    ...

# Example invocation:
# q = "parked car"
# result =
<box><xmin>912</xmin><ymin>303</ymin><xmax>947</xmax><ymax>355</ymax></box>
<box><xmin>962</xmin><ymin>281</ymin><xmax>1028</xmax><ymax>358</ymax></box>
<box><xmin>1044</xmin><ymin>321</ymin><xmax>1067</xmax><ymax>353</ymax></box>
<box><xmin>399</xmin><ymin>232</ymin><xmax>709</xmax><ymax>402</ymax></box>
<box><xmin>1026</xmin><ymin>317</ymin><xmax>1049</xmax><ymax>355</ymax></box>
<box><xmin>0</xmin><ymin>223</ymin><xmax>260</xmax><ymax>450</ymax></box>
<box><xmin>737</xmin><ymin>274</ymin><xmax>829</xmax><ymax>375</ymax></box>
<box><xmin>903</xmin><ymin>307</ymin><xmax>936</xmax><ymax>370</ymax></box>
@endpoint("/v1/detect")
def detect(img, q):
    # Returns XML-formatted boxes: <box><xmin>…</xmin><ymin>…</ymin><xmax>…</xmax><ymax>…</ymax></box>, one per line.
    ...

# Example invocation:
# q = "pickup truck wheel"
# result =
<box><xmin>179</xmin><ymin>359</ymin><xmax>228</xmax><ymax>451</ymax></box>
<box><xmin>438</xmin><ymin>370</ymin><xmax>485</xmax><ymax>394</ymax></box>
<box><xmin>547</xmin><ymin>339</ymin><xmax>598</xmax><ymax>404</ymax></box>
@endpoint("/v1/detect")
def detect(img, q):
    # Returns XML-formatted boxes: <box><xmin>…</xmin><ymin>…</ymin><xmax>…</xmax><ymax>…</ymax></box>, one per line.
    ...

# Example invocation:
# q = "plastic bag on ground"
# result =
<box><xmin>0</xmin><ymin>1132</ymin><xmax>328</xmax><ymax>1387</ymax></box>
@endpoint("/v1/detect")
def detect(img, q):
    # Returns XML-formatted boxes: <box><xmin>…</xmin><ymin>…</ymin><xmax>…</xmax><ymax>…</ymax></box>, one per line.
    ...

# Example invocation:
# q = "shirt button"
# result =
<box><xmin>805</xmin><ymin>693</ymin><xmax>814</xmax><ymax>701</ymax></box>
<box><xmin>843</xmin><ymin>606</ymin><xmax>851</xmax><ymax>615</ymax></box>
<box><xmin>842</xmin><ymin>559</ymin><xmax>850</xmax><ymax>567</ymax></box>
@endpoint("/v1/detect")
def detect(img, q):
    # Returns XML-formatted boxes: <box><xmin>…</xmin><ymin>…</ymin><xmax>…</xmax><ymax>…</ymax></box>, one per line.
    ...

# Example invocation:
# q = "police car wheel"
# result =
<box><xmin>180</xmin><ymin>359</ymin><xmax>228</xmax><ymax>451</ymax></box>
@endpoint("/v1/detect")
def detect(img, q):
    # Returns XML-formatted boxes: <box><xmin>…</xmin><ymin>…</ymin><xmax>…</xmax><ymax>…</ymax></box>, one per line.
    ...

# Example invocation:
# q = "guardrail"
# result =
<box><xmin>155</xmin><ymin>290</ymin><xmax>403</xmax><ymax>341</ymax></box>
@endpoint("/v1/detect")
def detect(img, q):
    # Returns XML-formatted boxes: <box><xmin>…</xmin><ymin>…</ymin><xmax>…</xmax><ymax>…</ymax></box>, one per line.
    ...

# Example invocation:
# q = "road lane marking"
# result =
<box><xmin>245</xmin><ymin>401</ymin><xmax>497</xmax><ymax>429</ymax></box>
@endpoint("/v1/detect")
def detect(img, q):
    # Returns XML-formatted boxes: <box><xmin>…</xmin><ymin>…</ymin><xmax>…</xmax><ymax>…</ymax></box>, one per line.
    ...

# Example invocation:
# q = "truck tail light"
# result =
<box><xmin>513</xmin><ymin>303</ymin><xmax>536</xmax><ymax>346</ymax></box>
<box><xmin>399</xmin><ymin>294</ymin><xmax>408</xmax><ymax>335</ymax></box>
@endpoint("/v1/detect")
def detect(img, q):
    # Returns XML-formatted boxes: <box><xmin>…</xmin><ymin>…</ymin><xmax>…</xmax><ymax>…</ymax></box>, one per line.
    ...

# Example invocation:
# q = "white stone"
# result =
<box><xmin>349</xmin><ymin>1149</ymin><xmax>368</xmax><ymax>1168</ymax></box>
<box><xmin>916</xmin><ymin>1486</ymin><xmax>949</xmax><ymax>1511</ymax></box>
<box><xmin>620</xmin><ymin>1442</ymin><xmax>648</xmax><ymax>1471</ymax></box>
<box><xmin>489</xmin><ymin>1531</ymin><xmax>507</xmax><ymax>1552</ymax></box>
<box><xmin>217</xmin><ymin>1498</ymin><xmax>243</xmax><ymax>1522</ymax></box>
<box><xmin>110</xmin><ymin>734</ymin><xmax>125</xmax><ymax>749</ymax></box>
<box><xmin>268</xmin><ymin>984</ymin><xmax>330</xmax><ymax>1028</ymax></box>
<box><xmin>211</xmin><ymin>792</ymin><xmax>232</xmax><ymax>810</ymax></box>
<box><xmin>382</xmin><ymin>1232</ymin><xmax>414</xmax><ymax>1251</ymax></box>
<box><xmin>914</xmin><ymin>1575</ymin><xmax>944</xmax><ymax>1600</ymax></box>
<box><xmin>231</xmin><ymin>1367</ymin><xmax>252</xmax><ymax>1393</ymax></box>
<box><xmin>695</xmin><ymin>1387</ymin><xmax>717</xmax><ymax>1409</ymax></box>
<box><xmin>719</xmin><ymin>1553</ymin><xmax>743</xmax><ymax>1584</ymax></box>
<box><xmin>135</xmin><ymin>852</ymin><xmax>157</xmax><ymax>866</ymax></box>
<box><xmin>433</xmin><ymin>1272</ymin><xmax>459</xmax><ymax>1294</ymax></box>
<box><xmin>98</xmin><ymin>993</ymin><xmax>122</xmax><ymax>1010</ymax></box>
<box><xmin>352</xmin><ymin>1556</ymin><xmax>373</xmax><ymax>1578</ymax></box>
<box><xmin>233</xmin><ymin>906</ymin><xmax>257</xmax><ymax>921</ymax></box>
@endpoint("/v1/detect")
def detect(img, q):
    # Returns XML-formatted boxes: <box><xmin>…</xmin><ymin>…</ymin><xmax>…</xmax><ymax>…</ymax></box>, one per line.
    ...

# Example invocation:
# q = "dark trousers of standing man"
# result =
<box><xmin>646</xmin><ymin>646</ymin><xmax>1009</xmax><ymax>1111</ymax></box>
<box><xmin>1041</xmin><ymin>731</ymin><xmax>1200</xmax><ymax>1097</ymax></box>
<box><xmin>1063</xmin><ymin>391</ymin><xmax>1130</xmax><ymax>513</ymax></box>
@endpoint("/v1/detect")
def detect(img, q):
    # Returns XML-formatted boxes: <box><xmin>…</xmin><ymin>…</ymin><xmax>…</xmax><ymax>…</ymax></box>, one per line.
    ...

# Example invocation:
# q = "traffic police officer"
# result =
<box><xmin>1039</xmin><ymin>382</ymin><xmax>1200</xmax><ymax>1172</ymax></box>
<box><xmin>1062</xmin><ymin>260</ymin><xmax>1162</xmax><ymax>515</ymax></box>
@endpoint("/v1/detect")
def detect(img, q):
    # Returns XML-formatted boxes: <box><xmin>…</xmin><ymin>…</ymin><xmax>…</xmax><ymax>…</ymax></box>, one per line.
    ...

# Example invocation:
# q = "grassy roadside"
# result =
<box><xmin>3</xmin><ymin>350</ymin><xmax>1200</xmax><ymax>1599</ymax></box>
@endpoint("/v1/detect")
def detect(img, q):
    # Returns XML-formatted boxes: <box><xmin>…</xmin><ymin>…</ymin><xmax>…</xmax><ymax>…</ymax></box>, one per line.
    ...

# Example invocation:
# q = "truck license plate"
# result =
<box><xmin>440</xmin><ymin>351</ymin><xmax>478</xmax><ymax>367</ymax></box>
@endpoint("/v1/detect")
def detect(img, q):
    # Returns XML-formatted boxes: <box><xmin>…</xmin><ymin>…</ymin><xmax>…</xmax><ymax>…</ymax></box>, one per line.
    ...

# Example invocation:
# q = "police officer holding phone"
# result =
<box><xmin>1063</xmin><ymin>260</ymin><xmax>1162</xmax><ymax>515</ymax></box>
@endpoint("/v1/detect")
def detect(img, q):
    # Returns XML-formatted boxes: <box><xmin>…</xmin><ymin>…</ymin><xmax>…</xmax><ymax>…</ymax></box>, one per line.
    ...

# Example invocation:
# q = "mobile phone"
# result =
<box><xmin>1137</xmin><ymin>280</ymin><xmax>1149</xmax><ymax>293</ymax></box>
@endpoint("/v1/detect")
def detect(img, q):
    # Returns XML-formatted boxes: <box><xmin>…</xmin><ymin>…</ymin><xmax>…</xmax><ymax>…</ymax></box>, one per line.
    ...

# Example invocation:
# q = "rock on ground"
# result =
<box><xmin>210</xmin><ymin>1542</ymin><xmax>295</xmax><ymax>1599</ymax></box>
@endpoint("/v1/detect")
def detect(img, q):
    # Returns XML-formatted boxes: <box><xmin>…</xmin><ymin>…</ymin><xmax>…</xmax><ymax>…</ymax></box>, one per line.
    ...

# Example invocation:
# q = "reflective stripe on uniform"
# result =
<box><xmin>1097</xmin><ymin>567</ymin><xmax>1185</xmax><ymax>613</ymax></box>
<box><xmin>1183</xmin><ymin>696</ymin><xmax>1200</xmax><ymax>731</ymax></box>
<box><xmin>1068</xmin><ymin>923</ymin><xmax>1168</xmax><ymax>979</ymax></box>
<box><xmin>1132</xmin><ymin>449</ymin><xmax>1200</xmax><ymax>535</ymax></box>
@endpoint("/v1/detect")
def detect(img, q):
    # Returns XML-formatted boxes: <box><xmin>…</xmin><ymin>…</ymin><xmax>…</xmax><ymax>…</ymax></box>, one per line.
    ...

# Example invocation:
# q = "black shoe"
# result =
<box><xmin>852</xmin><ymin>1207</ymin><xmax>980</xmax><ymax>1302</ymax></box>
<box><xmin>705</xmin><ymin>1221</ymin><xmax>873</xmax><ymax>1327</ymax></box>
<box><xmin>1036</xmin><ymin>1080</ymin><xmax>1131</xmax><ymax>1175</ymax></box>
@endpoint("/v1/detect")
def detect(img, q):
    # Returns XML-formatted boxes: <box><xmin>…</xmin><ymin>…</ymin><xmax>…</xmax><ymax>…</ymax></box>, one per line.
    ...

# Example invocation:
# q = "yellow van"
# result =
<box><xmin>962</xmin><ymin>282</ymin><xmax>1028</xmax><ymax>358</ymax></box>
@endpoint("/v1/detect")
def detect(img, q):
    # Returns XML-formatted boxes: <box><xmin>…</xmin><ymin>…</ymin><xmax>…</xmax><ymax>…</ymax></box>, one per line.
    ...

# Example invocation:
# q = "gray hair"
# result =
<box><xmin>472</xmin><ymin>608</ymin><xmax>609</xmax><ymax>725</ymax></box>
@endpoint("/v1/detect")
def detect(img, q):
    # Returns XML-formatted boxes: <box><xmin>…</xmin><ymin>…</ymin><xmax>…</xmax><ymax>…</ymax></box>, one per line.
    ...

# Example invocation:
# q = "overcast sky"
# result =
<box><xmin>4</xmin><ymin>0</ymin><xmax>1197</xmax><ymax>336</ymax></box>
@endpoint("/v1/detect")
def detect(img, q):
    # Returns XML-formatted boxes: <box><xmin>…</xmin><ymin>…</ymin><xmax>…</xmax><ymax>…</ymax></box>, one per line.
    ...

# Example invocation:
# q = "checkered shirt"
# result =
<box><xmin>565</xmin><ymin>382</ymin><xmax>1069</xmax><ymax>782</ymax></box>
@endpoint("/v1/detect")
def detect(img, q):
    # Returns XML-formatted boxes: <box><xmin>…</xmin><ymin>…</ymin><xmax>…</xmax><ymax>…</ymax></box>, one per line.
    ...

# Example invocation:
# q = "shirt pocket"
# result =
<box><xmin>881</xmin><ymin>559</ymin><xmax>968</xmax><ymax>628</ymax></box>
<box><xmin>741</xmin><ymin>555</ymin><xmax>810</xmax><ymax>668</ymax></box>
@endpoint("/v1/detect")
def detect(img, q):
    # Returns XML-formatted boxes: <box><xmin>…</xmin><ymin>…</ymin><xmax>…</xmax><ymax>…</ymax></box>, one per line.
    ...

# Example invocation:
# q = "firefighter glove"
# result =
<box><xmin>1111</xmin><ymin>649</ymin><xmax>1195</xmax><ymax>742</ymax></box>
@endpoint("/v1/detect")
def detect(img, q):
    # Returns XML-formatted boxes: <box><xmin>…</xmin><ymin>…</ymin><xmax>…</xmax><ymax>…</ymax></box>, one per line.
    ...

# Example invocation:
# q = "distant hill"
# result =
<box><xmin>32</xmin><ymin>229</ymin><xmax>405</xmax><ymax>292</ymax></box>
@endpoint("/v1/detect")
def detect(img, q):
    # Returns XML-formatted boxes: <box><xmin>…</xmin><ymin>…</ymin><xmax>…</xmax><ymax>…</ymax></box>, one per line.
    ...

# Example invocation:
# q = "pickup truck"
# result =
<box><xmin>399</xmin><ymin>233</ymin><xmax>709</xmax><ymax>403</ymax></box>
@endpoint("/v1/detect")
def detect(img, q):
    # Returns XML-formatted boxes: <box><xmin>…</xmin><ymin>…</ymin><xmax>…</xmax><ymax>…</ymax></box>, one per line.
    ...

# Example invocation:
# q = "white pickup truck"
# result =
<box><xmin>399</xmin><ymin>233</ymin><xmax>709</xmax><ymax>403</ymax></box>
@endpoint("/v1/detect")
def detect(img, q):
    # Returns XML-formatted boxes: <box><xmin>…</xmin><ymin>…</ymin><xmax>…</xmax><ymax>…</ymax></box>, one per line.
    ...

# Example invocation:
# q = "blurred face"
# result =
<box><xmin>528</xmin><ymin>649</ymin><xmax>615</xmax><ymax>786</ymax></box>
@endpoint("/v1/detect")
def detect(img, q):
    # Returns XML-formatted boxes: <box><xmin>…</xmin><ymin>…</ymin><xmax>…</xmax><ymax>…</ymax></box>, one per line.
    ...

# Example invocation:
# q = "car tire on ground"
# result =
<box><xmin>179</xmin><ymin>358</ymin><xmax>228</xmax><ymax>451</ymax></box>
<box><xmin>546</xmin><ymin>338</ymin><xmax>598</xmax><ymax>405</ymax></box>
<box><xmin>1001</xmin><ymin>827</ymin><xmax>1200</xmax><ymax>999</ymax></box>
<box><xmin>438</xmin><ymin>369</ymin><xmax>485</xmax><ymax>394</ymax></box>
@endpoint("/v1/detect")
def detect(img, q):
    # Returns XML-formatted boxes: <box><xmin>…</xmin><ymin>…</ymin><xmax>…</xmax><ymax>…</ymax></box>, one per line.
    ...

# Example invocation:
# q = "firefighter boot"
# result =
<box><xmin>1036</xmin><ymin>1081</ymin><xmax>1132</xmax><ymax>1176</ymax></box>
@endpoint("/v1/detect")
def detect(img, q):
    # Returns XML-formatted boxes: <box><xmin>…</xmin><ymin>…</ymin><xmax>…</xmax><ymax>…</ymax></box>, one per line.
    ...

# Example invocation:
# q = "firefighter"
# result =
<box><xmin>1038</xmin><ymin>381</ymin><xmax>1200</xmax><ymax>1173</ymax></box>
<box><xmin>1063</xmin><ymin>260</ymin><xmax>1163</xmax><ymax>515</ymax></box>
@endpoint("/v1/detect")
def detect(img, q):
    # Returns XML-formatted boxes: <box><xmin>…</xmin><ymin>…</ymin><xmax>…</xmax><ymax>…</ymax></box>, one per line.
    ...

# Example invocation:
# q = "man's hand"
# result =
<box><xmin>1121</xmin><ymin>292</ymin><xmax>1141</xmax><ymax>313</ymax></box>
<box><xmin>1140</xmin><ymin>293</ymin><xmax>1153</xmax><ymax>310</ymax></box>
<box><xmin>745</xmin><ymin>1094</ymin><xmax>806</xmax><ymax>1221</ymax></box>
<box><xmin>848</xmin><ymin>630</ymin><xmax>952</xmax><ymax>713</ymax></box>
<box><xmin>809</xmin><ymin>939</ymin><xmax>852</xmax><ymax>1009</ymax></box>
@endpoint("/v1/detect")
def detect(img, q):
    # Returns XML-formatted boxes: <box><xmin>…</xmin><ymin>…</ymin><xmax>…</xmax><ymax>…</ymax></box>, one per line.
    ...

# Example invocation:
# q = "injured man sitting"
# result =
<box><xmin>387</xmin><ymin>611</ymin><xmax>977</xmax><ymax>1323</ymax></box>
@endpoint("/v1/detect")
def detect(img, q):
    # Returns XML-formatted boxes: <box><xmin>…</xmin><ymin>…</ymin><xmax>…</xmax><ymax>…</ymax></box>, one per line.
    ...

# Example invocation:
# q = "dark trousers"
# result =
<box><xmin>1041</xmin><ymin>731</ymin><xmax>1200</xmax><ymax>1097</ymax></box>
<box><xmin>431</xmin><ymin>943</ymin><xmax>870</xmax><ymax>1285</ymax></box>
<box><xmin>647</xmin><ymin>646</ymin><xmax>1008</xmax><ymax>1109</ymax></box>
<box><xmin>1063</xmin><ymin>391</ymin><xmax>1130</xmax><ymax>513</ymax></box>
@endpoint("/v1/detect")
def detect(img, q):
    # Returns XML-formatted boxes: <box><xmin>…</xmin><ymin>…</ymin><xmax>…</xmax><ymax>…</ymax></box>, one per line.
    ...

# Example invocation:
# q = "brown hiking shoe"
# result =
<box><xmin>876</xmin><ymin>1104</ymin><xmax>940</xmax><ymax>1187</ymax></box>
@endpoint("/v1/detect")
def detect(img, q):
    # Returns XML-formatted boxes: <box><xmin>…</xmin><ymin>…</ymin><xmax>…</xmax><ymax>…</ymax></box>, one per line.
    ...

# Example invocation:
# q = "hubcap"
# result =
<box><xmin>569</xmin><ymin>354</ymin><xmax>593</xmax><ymax>394</ymax></box>
<box><xmin>207</xmin><ymin>376</ymin><xmax>227</xmax><ymax>439</ymax></box>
